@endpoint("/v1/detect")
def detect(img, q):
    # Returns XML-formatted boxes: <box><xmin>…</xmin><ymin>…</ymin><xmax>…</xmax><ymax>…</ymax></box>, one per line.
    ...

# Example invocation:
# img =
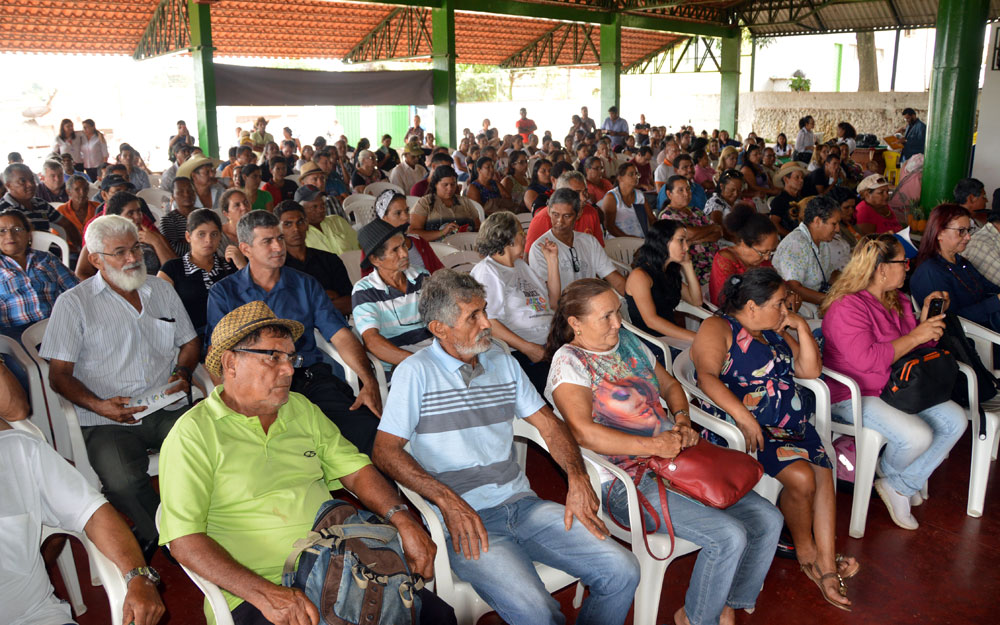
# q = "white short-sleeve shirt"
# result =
<box><xmin>0</xmin><ymin>430</ymin><xmax>107</xmax><ymax>625</ymax></box>
<box><xmin>528</xmin><ymin>229</ymin><xmax>615</xmax><ymax>291</ymax></box>
<box><xmin>471</xmin><ymin>257</ymin><xmax>554</xmax><ymax>345</ymax></box>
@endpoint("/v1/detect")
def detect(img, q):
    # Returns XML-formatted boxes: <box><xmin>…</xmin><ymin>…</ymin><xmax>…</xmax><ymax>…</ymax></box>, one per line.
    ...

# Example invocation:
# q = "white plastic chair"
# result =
<box><xmin>313</xmin><ymin>328</ymin><xmax>389</xmax><ymax>406</ymax></box>
<box><xmin>20</xmin><ymin>320</ymin><xmax>71</xmax><ymax>457</ymax></box>
<box><xmin>31</xmin><ymin>231</ymin><xmax>70</xmax><ymax>267</ymax></box>
<box><xmin>671</xmin><ymin>349</ymin><xmax>835</xmax><ymax>506</ymax></box>
<box><xmin>137</xmin><ymin>187</ymin><xmax>172</xmax><ymax>210</ymax></box>
<box><xmin>148</xmin><ymin>173</ymin><xmax>161</xmax><ymax>188</ymax></box>
<box><xmin>439</xmin><ymin>250</ymin><xmax>481</xmax><ymax>273</ymax></box>
<box><xmin>338</xmin><ymin>249</ymin><xmax>364</xmax><ymax>284</ymax></box>
<box><xmin>405</xmin><ymin>195</ymin><xmax>422</xmax><ymax>209</ymax></box>
<box><xmin>342</xmin><ymin>194</ymin><xmax>377</xmax><ymax>227</ymax></box>
<box><xmin>468</xmin><ymin>199</ymin><xmax>486</xmax><ymax>223</ymax></box>
<box><xmin>286</xmin><ymin>174</ymin><xmax>300</xmax><ymax>184</ymax></box>
<box><xmin>397</xmin><ymin>419</ymin><xmax>583</xmax><ymax>625</ymax></box>
<box><xmin>440</xmin><ymin>232</ymin><xmax>478</xmax><ymax>252</ymax></box>
<box><xmin>155</xmin><ymin>506</ymin><xmax>235</xmax><ymax>625</ymax></box>
<box><xmin>6</xmin><ymin>418</ymin><xmax>128</xmax><ymax>621</ymax></box>
<box><xmin>364</xmin><ymin>181</ymin><xmax>405</xmax><ymax>197</ymax></box>
<box><xmin>604</xmin><ymin>236</ymin><xmax>644</xmax><ymax>266</ymax></box>
<box><xmin>429</xmin><ymin>242</ymin><xmax>459</xmax><ymax>259</ymax></box>
<box><xmin>610</xmin><ymin>259</ymin><xmax>631</xmax><ymax>277</ymax></box>
<box><xmin>621</xmin><ymin>321</ymin><xmax>690</xmax><ymax>370</ymax></box>
<box><xmin>1</xmin><ymin>334</ymin><xmax>51</xmax><ymax>446</ymax></box>
<box><xmin>516</xmin><ymin>212</ymin><xmax>534</xmax><ymax>229</ymax></box>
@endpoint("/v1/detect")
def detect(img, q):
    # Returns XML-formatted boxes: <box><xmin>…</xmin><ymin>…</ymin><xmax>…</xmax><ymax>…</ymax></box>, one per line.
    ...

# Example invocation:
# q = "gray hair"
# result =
<box><xmin>475</xmin><ymin>211</ymin><xmax>520</xmax><ymax>257</ymax></box>
<box><xmin>803</xmin><ymin>195</ymin><xmax>840</xmax><ymax>224</ymax></box>
<box><xmin>3</xmin><ymin>163</ymin><xmax>32</xmax><ymax>184</ymax></box>
<box><xmin>547</xmin><ymin>187</ymin><xmax>581</xmax><ymax>214</ymax></box>
<box><xmin>357</xmin><ymin>149</ymin><xmax>375</xmax><ymax>162</ymax></box>
<box><xmin>555</xmin><ymin>170</ymin><xmax>585</xmax><ymax>190</ymax></box>
<box><xmin>419</xmin><ymin>269</ymin><xmax>486</xmax><ymax>327</ymax></box>
<box><xmin>42</xmin><ymin>160</ymin><xmax>64</xmax><ymax>174</ymax></box>
<box><xmin>236</xmin><ymin>210</ymin><xmax>279</xmax><ymax>244</ymax></box>
<box><xmin>86</xmin><ymin>215</ymin><xmax>137</xmax><ymax>254</ymax></box>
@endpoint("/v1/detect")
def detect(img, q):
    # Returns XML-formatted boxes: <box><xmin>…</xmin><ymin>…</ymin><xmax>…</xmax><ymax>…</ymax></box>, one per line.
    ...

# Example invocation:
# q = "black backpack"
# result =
<box><xmin>937</xmin><ymin>313</ymin><xmax>998</xmax><ymax>437</ymax></box>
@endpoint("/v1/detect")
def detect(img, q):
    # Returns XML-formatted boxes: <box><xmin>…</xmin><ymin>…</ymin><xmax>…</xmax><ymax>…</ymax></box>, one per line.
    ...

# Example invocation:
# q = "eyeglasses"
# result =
<box><xmin>943</xmin><ymin>226</ymin><xmax>977</xmax><ymax>237</ymax></box>
<box><xmin>751</xmin><ymin>247</ymin><xmax>775</xmax><ymax>260</ymax></box>
<box><xmin>569</xmin><ymin>246</ymin><xmax>581</xmax><ymax>272</ymax></box>
<box><xmin>97</xmin><ymin>242</ymin><xmax>143</xmax><ymax>261</ymax></box>
<box><xmin>232</xmin><ymin>348</ymin><xmax>303</xmax><ymax>368</ymax></box>
<box><xmin>884</xmin><ymin>259</ymin><xmax>910</xmax><ymax>268</ymax></box>
<box><xmin>0</xmin><ymin>226</ymin><xmax>27</xmax><ymax>236</ymax></box>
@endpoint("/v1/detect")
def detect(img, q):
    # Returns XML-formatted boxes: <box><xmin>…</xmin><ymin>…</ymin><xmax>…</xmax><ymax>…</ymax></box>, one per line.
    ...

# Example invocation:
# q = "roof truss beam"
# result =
<box><xmin>622</xmin><ymin>35</ymin><xmax>720</xmax><ymax>74</ymax></box>
<box><xmin>498</xmin><ymin>22</ymin><xmax>601</xmax><ymax>68</ymax></box>
<box><xmin>343</xmin><ymin>6</ymin><xmax>433</xmax><ymax>63</ymax></box>
<box><xmin>133</xmin><ymin>0</ymin><xmax>191</xmax><ymax>61</ymax></box>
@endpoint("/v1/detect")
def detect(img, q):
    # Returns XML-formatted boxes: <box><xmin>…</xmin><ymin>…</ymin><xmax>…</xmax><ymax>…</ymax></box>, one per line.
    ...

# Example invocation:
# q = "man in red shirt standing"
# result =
<box><xmin>515</xmin><ymin>108</ymin><xmax>537</xmax><ymax>143</ymax></box>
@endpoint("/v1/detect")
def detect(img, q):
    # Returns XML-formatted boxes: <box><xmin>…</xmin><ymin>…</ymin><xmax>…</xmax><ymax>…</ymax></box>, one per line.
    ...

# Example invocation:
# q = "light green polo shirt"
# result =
<box><xmin>158</xmin><ymin>386</ymin><xmax>371</xmax><ymax>617</ymax></box>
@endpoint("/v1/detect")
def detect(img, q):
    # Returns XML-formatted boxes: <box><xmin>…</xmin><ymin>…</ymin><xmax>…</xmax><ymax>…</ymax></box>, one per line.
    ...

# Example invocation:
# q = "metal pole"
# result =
<box><xmin>188</xmin><ymin>0</ymin><xmax>218</xmax><ymax>159</ymax></box>
<box><xmin>920</xmin><ymin>0</ymin><xmax>989</xmax><ymax>210</ymax></box>
<box><xmin>600</xmin><ymin>14</ymin><xmax>622</xmax><ymax>116</ymax></box>
<box><xmin>890</xmin><ymin>28</ymin><xmax>901</xmax><ymax>91</ymax></box>
<box><xmin>719</xmin><ymin>32</ymin><xmax>741</xmax><ymax>135</ymax></box>
<box><xmin>749</xmin><ymin>36</ymin><xmax>756</xmax><ymax>92</ymax></box>
<box><xmin>432</xmin><ymin>0</ymin><xmax>457</xmax><ymax>149</ymax></box>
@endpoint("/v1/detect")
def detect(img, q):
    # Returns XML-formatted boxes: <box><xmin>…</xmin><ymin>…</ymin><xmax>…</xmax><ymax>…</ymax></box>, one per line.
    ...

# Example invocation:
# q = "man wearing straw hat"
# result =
<box><xmin>159</xmin><ymin>301</ymin><xmax>454</xmax><ymax>625</ymax></box>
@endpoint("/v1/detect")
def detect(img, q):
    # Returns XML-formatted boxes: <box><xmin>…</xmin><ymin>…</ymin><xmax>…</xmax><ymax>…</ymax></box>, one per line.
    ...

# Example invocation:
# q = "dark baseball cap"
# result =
<box><xmin>100</xmin><ymin>174</ymin><xmax>136</xmax><ymax>191</ymax></box>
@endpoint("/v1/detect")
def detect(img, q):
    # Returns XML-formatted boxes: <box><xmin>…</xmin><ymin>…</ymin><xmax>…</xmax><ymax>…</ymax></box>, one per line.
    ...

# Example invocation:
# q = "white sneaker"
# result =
<box><xmin>910</xmin><ymin>492</ymin><xmax>924</xmax><ymax>507</ymax></box>
<box><xmin>875</xmin><ymin>478</ymin><xmax>919</xmax><ymax>530</ymax></box>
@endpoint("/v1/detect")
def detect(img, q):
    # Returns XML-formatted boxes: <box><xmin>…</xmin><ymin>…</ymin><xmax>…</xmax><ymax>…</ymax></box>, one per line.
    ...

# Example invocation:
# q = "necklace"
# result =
<box><xmin>937</xmin><ymin>255</ymin><xmax>983</xmax><ymax>297</ymax></box>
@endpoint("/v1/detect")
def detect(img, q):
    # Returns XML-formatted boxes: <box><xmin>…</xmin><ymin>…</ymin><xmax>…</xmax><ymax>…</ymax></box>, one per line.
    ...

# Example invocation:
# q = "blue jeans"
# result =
<box><xmin>446</xmin><ymin>496</ymin><xmax>639</xmax><ymax>625</ymax></box>
<box><xmin>832</xmin><ymin>397</ymin><xmax>966</xmax><ymax>496</ymax></box>
<box><xmin>603</xmin><ymin>474</ymin><xmax>782</xmax><ymax>625</ymax></box>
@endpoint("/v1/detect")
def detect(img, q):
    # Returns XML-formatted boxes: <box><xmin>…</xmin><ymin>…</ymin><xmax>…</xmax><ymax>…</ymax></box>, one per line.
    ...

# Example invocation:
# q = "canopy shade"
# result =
<box><xmin>213</xmin><ymin>65</ymin><xmax>434</xmax><ymax>106</ymax></box>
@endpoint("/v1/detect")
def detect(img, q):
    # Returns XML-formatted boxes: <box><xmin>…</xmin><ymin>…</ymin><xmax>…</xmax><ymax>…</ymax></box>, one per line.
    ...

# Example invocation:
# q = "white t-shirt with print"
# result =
<box><xmin>471</xmin><ymin>257</ymin><xmax>554</xmax><ymax>345</ymax></box>
<box><xmin>527</xmin><ymin>229</ymin><xmax>616</xmax><ymax>292</ymax></box>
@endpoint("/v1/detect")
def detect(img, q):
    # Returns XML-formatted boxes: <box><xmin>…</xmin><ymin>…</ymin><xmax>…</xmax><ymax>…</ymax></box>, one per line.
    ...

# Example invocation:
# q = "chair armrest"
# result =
<box><xmin>676</xmin><ymin>300</ymin><xmax>711</xmax><ymax>320</ymax></box>
<box><xmin>955</xmin><ymin>361</ymin><xmax>983</xmax><ymax>440</ymax></box>
<box><xmin>622</xmin><ymin>321</ymin><xmax>676</xmax><ymax>368</ymax></box>
<box><xmin>314</xmin><ymin>328</ymin><xmax>359</xmax><ymax>393</ymax></box>
<box><xmin>610</xmin><ymin>260</ymin><xmax>631</xmax><ymax>276</ymax></box>
<box><xmin>5</xmin><ymin>417</ymin><xmax>45</xmax><ymax>437</ymax></box>
<box><xmin>958</xmin><ymin>317</ymin><xmax>1000</xmax><ymax>373</ymax></box>
<box><xmin>688</xmin><ymin>405</ymin><xmax>747</xmax><ymax>451</ymax></box>
<box><xmin>396</xmin><ymin>483</ymin><xmax>456</xmax><ymax>597</ymax></box>
<box><xmin>192</xmin><ymin>364</ymin><xmax>215</xmax><ymax>398</ymax></box>
<box><xmin>512</xmin><ymin>418</ymin><xmax>550</xmax><ymax>452</ymax></box>
<box><xmin>821</xmin><ymin>367</ymin><xmax>864</xmax><ymax>436</ymax></box>
<box><xmin>55</xmin><ymin>394</ymin><xmax>100</xmax><ymax>488</ymax></box>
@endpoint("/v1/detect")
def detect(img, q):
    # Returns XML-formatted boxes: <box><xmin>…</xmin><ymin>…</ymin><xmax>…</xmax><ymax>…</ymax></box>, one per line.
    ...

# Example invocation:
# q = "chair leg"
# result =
<box><xmin>633</xmin><ymin>558</ymin><xmax>670</xmax><ymax>625</ymax></box>
<box><xmin>848</xmin><ymin>431</ymin><xmax>884</xmax><ymax>539</ymax></box>
<box><xmin>56</xmin><ymin>539</ymin><xmax>87</xmax><ymax>616</ymax></box>
<box><xmin>967</xmin><ymin>412</ymin><xmax>999</xmax><ymax>518</ymax></box>
<box><xmin>572</xmin><ymin>581</ymin><xmax>584</xmax><ymax>609</ymax></box>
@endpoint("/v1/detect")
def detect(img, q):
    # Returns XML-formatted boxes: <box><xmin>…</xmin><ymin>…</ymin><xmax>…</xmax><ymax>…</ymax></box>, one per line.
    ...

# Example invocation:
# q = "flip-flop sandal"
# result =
<box><xmin>836</xmin><ymin>553</ymin><xmax>860</xmax><ymax>579</ymax></box>
<box><xmin>801</xmin><ymin>562</ymin><xmax>852</xmax><ymax>612</ymax></box>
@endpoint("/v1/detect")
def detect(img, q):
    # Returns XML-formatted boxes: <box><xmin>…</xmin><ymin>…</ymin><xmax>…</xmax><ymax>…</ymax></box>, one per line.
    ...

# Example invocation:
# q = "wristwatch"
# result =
<box><xmin>124</xmin><ymin>566</ymin><xmax>161</xmax><ymax>586</ymax></box>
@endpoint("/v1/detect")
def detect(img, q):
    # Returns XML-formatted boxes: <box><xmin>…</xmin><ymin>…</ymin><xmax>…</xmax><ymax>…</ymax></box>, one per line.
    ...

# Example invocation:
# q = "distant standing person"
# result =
<box><xmin>579</xmin><ymin>106</ymin><xmax>597</xmax><ymax>133</ymax></box>
<box><xmin>898</xmin><ymin>108</ymin><xmax>927</xmax><ymax>161</ymax></box>
<box><xmin>516</xmin><ymin>108</ymin><xmax>538</xmax><ymax>143</ymax></box>
<box><xmin>601</xmin><ymin>106</ymin><xmax>629</xmax><ymax>149</ymax></box>
<box><xmin>406</xmin><ymin>115</ymin><xmax>425</xmax><ymax>144</ymax></box>
<box><xmin>795</xmin><ymin>115</ymin><xmax>816</xmax><ymax>164</ymax></box>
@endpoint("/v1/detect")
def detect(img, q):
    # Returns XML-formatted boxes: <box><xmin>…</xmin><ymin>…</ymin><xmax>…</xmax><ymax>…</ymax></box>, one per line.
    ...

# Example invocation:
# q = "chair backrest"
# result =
<box><xmin>604</xmin><ymin>236</ymin><xmax>644</xmax><ymax>265</ymax></box>
<box><xmin>441</xmin><ymin>232</ymin><xmax>478</xmax><ymax>252</ymax></box>
<box><xmin>516</xmin><ymin>212</ymin><xmax>534</xmax><ymax>229</ymax></box>
<box><xmin>439</xmin><ymin>250</ymin><xmax>482</xmax><ymax>273</ymax></box>
<box><xmin>468</xmin><ymin>199</ymin><xmax>486</xmax><ymax>223</ymax></box>
<box><xmin>286</xmin><ymin>174</ymin><xmax>300</xmax><ymax>184</ymax></box>
<box><xmin>338</xmin><ymin>250</ymin><xmax>364</xmax><ymax>284</ymax></box>
<box><xmin>405</xmin><ymin>195</ymin><xmax>422</xmax><ymax>209</ymax></box>
<box><xmin>19</xmin><ymin>320</ymin><xmax>72</xmax><ymax>455</ymax></box>
<box><xmin>342</xmin><ymin>195</ymin><xmax>376</xmax><ymax>227</ymax></box>
<box><xmin>364</xmin><ymin>181</ymin><xmax>404</xmax><ymax>197</ymax></box>
<box><xmin>428</xmin><ymin>242</ymin><xmax>459</xmax><ymax>259</ymax></box>
<box><xmin>31</xmin><ymin>231</ymin><xmax>70</xmax><ymax>267</ymax></box>
<box><xmin>0</xmin><ymin>334</ymin><xmax>50</xmax><ymax>444</ymax></box>
<box><xmin>137</xmin><ymin>187</ymin><xmax>171</xmax><ymax>210</ymax></box>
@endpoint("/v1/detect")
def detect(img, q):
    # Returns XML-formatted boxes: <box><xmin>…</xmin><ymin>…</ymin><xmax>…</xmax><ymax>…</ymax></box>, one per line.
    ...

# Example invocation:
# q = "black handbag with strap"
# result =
<box><xmin>881</xmin><ymin>346</ymin><xmax>958</xmax><ymax>413</ymax></box>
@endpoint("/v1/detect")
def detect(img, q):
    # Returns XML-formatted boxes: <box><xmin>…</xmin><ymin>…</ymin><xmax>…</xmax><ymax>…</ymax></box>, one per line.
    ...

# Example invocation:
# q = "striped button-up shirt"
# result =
<box><xmin>963</xmin><ymin>222</ymin><xmax>1000</xmax><ymax>288</ymax></box>
<box><xmin>39</xmin><ymin>273</ymin><xmax>197</xmax><ymax>427</ymax></box>
<box><xmin>378</xmin><ymin>340</ymin><xmax>544</xmax><ymax>516</ymax></box>
<box><xmin>0</xmin><ymin>250</ymin><xmax>79</xmax><ymax>330</ymax></box>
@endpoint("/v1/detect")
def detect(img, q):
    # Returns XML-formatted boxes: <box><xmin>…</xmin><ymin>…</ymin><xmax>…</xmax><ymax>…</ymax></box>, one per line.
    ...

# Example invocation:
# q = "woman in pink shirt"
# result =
<box><xmin>820</xmin><ymin>234</ymin><xmax>965</xmax><ymax>530</ymax></box>
<box><xmin>854</xmin><ymin>174</ymin><xmax>901</xmax><ymax>234</ymax></box>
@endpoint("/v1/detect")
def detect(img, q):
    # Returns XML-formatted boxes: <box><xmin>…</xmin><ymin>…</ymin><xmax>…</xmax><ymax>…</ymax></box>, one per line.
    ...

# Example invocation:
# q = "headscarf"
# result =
<box><xmin>374</xmin><ymin>189</ymin><xmax>406</xmax><ymax>219</ymax></box>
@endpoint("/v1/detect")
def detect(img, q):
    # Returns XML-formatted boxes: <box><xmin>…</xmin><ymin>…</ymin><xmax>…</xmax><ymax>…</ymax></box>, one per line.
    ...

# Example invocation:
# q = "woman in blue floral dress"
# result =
<box><xmin>691</xmin><ymin>267</ymin><xmax>858</xmax><ymax>612</ymax></box>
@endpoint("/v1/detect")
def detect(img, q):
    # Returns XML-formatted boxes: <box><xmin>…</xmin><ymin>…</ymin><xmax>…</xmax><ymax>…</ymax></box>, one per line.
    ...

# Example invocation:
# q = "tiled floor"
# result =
<box><xmin>63</xmin><ymin>430</ymin><xmax>998</xmax><ymax>625</ymax></box>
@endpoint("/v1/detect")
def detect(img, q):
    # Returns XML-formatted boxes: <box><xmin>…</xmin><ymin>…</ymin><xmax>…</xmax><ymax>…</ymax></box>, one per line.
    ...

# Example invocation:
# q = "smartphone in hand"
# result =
<box><xmin>928</xmin><ymin>298</ymin><xmax>944</xmax><ymax>318</ymax></box>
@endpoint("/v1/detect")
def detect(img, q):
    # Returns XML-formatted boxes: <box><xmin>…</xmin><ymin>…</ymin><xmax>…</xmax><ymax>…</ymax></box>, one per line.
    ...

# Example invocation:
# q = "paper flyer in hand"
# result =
<box><xmin>126</xmin><ymin>384</ymin><xmax>186</xmax><ymax>418</ymax></box>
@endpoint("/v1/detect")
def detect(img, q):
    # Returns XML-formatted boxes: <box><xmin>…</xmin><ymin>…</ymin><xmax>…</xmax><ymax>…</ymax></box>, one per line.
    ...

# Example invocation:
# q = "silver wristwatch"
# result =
<box><xmin>124</xmin><ymin>565</ymin><xmax>161</xmax><ymax>586</ymax></box>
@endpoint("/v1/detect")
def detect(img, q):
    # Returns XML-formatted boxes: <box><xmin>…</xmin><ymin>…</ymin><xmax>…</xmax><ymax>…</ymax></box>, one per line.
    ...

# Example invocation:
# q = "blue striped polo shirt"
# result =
<box><xmin>351</xmin><ymin>267</ymin><xmax>433</xmax><ymax>363</ymax></box>
<box><xmin>378</xmin><ymin>339</ymin><xmax>545</xmax><ymax>512</ymax></box>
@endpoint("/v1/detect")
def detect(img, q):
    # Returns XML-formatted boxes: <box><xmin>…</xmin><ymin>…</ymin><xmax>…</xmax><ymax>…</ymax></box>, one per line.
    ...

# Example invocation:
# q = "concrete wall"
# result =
<box><xmin>971</xmin><ymin>24</ymin><xmax>1000</xmax><ymax>197</ymax></box>
<box><xmin>737</xmin><ymin>91</ymin><xmax>929</xmax><ymax>142</ymax></box>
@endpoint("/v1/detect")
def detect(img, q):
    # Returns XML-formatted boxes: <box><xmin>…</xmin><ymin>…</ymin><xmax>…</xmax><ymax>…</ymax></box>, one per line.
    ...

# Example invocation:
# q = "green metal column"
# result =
<box><xmin>188</xmin><ymin>1</ymin><xmax>218</xmax><ymax>159</ymax></box>
<box><xmin>432</xmin><ymin>0</ymin><xmax>457</xmax><ymax>149</ymax></box>
<box><xmin>600</xmin><ymin>14</ymin><xmax>622</xmax><ymax>116</ymax></box>
<box><xmin>719</xmin><ymin>32</ymin><xmax>740</xmax><ymax>135</ymax></box>
<box><xmin>921</xmin><ymin>0</ymin><xmax>989</xmax><ymax>210</ymax></box>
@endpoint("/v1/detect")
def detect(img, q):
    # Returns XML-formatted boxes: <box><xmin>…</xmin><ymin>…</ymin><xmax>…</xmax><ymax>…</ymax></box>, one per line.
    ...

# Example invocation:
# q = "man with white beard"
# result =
<box><xmin>41</xmin><ymin>214</ymin><xmax>200</xmax><ymax>561</ymax></box>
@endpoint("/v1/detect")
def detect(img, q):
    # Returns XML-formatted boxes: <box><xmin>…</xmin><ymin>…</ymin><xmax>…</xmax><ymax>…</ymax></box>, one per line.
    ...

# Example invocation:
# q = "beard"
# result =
<box><xmin>104</xmin><ymin>259</ymin><xmax>147</xmax><ymax>291</ymax></box>
<box><xmin>455</xmin><ymin>328</ymin><xmax>493</xmax><ymax>358</ymax></box>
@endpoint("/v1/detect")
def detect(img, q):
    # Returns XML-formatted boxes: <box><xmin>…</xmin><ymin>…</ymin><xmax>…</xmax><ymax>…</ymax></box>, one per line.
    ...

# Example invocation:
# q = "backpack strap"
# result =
<box><xmin>281</xmin><ymin>525</ymin><xmax>399</xmax><ymax>581</ymax></box>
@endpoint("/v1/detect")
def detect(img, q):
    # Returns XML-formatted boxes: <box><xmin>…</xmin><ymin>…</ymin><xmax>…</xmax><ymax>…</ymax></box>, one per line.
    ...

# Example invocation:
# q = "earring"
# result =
<box><xmin>575</xmin><ymin>330</ymin><xmax>581</xmax><ymax>336</ymax></box>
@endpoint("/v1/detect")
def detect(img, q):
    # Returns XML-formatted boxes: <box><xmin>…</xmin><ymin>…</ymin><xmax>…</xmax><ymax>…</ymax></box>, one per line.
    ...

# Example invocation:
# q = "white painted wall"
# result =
<box><xmin>972</xmin><ymin>23</ymin><xmax>1000</xmax><ymax>198</ymax></box>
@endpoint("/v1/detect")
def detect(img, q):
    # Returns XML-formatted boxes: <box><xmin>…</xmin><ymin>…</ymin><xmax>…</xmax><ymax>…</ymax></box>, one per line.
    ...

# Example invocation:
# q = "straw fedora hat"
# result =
<box><xmin>772</xmin><ymin>160</ymin><xmax>808</xmax><ymax>190</ymax></box>
<box><xmin>204</xmin><ymin>301</ymin><xmax>304</xmax><ymax>377</ymax></box>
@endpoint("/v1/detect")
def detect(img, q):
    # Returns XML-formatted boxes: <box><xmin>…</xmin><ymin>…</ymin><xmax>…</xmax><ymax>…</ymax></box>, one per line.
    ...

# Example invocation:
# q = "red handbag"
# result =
<box><xmin>609</xmin><ymin>439</ymin><xmax>764</xmax><ymax>560</ymax></box>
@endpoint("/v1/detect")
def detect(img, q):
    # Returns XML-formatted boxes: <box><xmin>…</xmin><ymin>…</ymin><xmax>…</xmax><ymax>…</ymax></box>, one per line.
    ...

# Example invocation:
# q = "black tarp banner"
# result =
<box><xmin>213</xmin><ymin>65</ymin><xmax>434</xmax><ymax>106</ymax></box>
